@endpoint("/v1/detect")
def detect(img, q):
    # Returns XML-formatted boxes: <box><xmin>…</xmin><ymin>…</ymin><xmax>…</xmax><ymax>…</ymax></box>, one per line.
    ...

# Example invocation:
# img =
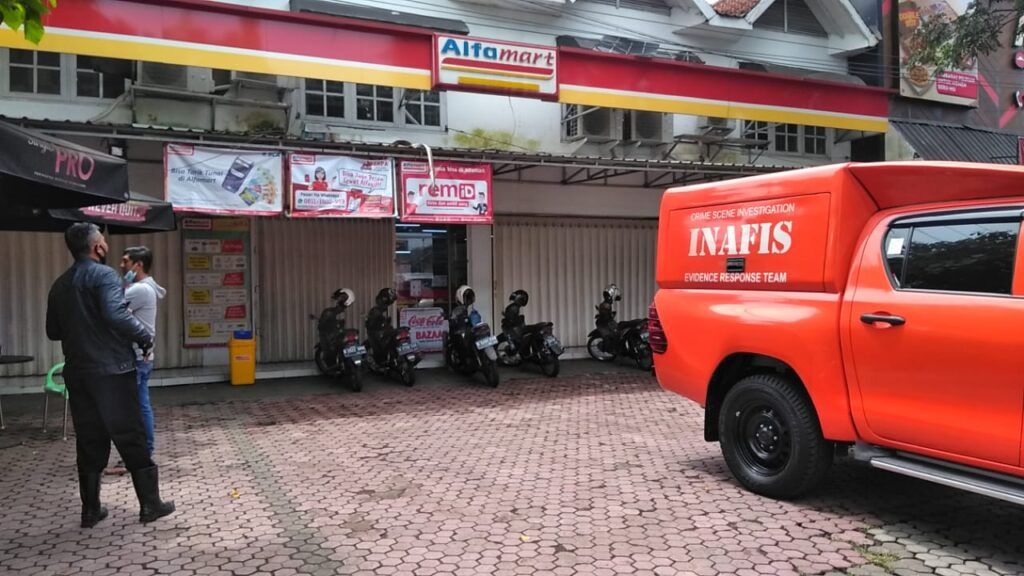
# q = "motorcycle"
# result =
<box><xmin>311</xmin><ymin>288</ymin><xmax>365</xmax><ymax>392</ymax></box>
<box><xmin>364</xmin><ymin>287</ymin><xmax>421</xmax><ymax>386</ymax></box>
<box><xmin>587</xmin><ymin>283</ymin><xmax>653</xmax><ymax>370</ymax></box>
<box><xmin>496</xmin><ymin>289</ymin><xmax>563</xmax><ymax>377</ymax></box>
<box><xmin>444</xmin><ymin>285</ymin><xmax>500</xmax><ymax>387</ymax></box>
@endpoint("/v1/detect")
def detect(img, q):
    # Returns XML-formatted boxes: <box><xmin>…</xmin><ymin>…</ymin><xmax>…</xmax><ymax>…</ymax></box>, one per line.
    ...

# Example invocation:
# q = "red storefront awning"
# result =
<box><xmin>0</xmin><ymin>0</ymin><xmax>888</xmax><ymax>132</ymax></box>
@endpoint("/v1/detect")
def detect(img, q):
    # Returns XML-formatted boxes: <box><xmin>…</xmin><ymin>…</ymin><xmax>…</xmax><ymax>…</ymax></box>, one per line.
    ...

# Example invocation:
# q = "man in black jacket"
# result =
<box><xmin>46</xmin><ymin>222</ymin><xmax>175</xmax><ymax>528</ymax></box>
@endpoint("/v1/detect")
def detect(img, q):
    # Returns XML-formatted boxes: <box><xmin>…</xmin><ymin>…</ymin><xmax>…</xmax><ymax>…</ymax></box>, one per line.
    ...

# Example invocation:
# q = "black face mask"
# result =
<box><xmin>96</xmin><ymin>247</ymin><xmax>108</xmax><ymax>265</ymax></box>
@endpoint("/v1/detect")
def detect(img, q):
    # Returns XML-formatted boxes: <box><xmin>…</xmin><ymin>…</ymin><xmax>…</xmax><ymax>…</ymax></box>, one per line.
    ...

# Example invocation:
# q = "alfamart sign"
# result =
<box><xmin>433</xmin><ymin>34</ymin><xmax>558</xmax><ymax>98</ymax></box>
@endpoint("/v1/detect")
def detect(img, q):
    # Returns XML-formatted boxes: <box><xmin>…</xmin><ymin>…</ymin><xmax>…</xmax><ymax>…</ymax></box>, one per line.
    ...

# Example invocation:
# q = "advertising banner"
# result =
<box><xmin>288</xmin><ymin>153</ymin><xmax>396</xmax><ymax>218</ymax></box>
<box><xmin>898</xmin><ymin>1</ymin><xmax>978</xmax><ymax>107</ymax></box>
<box><xmin>398</xmin><ymin>160</ymin><xmax>493</xmax><ymax>224</ymax></box>
<box><xmin>181</xmin><ymin>217</ymin><xmax>252</xmax><ymax>347</ymax></box>
<box><xmin>165</xmin><ymin>144</ymin><xmax>283</xmax><ymax>215</ymax></box>
<box><xmin>399</xmin><ymin>307</ymin><xmax>448</xmax><ymax>353</ymax></box>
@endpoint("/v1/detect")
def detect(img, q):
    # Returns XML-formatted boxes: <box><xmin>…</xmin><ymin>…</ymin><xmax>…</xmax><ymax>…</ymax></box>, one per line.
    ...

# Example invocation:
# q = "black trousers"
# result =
<box><xmin>65</xmin><ymin>370</ymin><xmax>155</xmax><ymax>474</ymax></box>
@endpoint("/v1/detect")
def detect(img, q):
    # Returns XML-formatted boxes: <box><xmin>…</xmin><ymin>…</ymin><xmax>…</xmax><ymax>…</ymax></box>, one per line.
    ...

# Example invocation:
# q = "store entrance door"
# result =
<box><xmin>395</xmin><ymin>224</ymin><xmax>468</xmax><ymax>364</ymax></box>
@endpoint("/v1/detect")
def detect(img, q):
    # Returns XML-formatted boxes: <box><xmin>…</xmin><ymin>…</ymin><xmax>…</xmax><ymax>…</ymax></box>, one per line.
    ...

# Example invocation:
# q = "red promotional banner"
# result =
<box><xmin>398</xmin><ymin>160</ymin><xmax>493</xmax><ymax>224</ymax></box>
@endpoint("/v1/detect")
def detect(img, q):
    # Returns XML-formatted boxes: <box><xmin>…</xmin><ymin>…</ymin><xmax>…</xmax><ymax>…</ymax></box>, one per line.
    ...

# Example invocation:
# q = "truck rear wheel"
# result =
<box><xmin>719</xmin><ymin>374</ymin><xmax>832</xmax><ymax>499</ymax></box>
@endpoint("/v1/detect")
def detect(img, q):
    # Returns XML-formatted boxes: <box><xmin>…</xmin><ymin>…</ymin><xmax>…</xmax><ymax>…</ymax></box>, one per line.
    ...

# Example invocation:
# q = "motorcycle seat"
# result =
<box><xmin>617</xmin><ymin>319</ymin><xmax>645</xmax><ymax>330</ymax></box>
<box><xmin>522</xmin><ymin>322</ymin><xmax>553</xmax><ymax>334</ymax></box>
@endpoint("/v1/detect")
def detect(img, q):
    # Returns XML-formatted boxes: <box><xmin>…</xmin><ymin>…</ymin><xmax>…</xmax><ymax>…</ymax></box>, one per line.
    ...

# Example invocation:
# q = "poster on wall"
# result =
<box><xmin>398</xmin><ymin>160</ymin><xmax>493</xmax><ymax>224</ymax></box>
<box><xmin>399</xmin><ymin>307</ymin><xmax>448</xmax><ymax>353</ymax></box>
<box><xmin>288</xmin><ymin>153</ymin><xmax>396</xmax><ymax>218</ymax></box>
<box><xmin>165</xmin><ymin>144</ymin><xmax>283</xmax><ymax>215</ymax></box>
<box><xmin>898</xmin><ymin>1</ymin><xmax>978</xmax><ymax>107</ymax></box>
<box><xmin>181</xmin><ymin>217</ymin><xmax>252</xmax><ymax>347</ymax></box>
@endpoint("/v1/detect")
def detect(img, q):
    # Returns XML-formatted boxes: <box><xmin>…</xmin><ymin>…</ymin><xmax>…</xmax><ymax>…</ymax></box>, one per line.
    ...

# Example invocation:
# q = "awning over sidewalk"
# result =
<box><xmin>9</xmin><ymin>117</ymin><xmax>789</xmax><ymax>189</ymax></box>
<box><xmin>0</xmin><ymin>191</ymin><xmax>176</xmax><ymax>233</ymax></box>
<box><xmin>890</xmin><ymin>120</ymin><xmax>1019</xmax><ymax>165</ymax></box>
<box><xmin>0</xmin><ymin>120</ymin><xmax>130</xmax><ymax>208</ymax></box>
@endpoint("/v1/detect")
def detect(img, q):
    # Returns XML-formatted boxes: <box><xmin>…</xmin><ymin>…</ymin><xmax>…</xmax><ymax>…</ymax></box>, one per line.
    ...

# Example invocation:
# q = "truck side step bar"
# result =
<box><xmin>866</xmin><ymin>452</ymin><xmax>1024</xmax><ymax>506</ymax></box>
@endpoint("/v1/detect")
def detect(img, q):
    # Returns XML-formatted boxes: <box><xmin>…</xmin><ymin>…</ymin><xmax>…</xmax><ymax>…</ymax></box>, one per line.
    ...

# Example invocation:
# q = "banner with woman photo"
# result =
<box><xmin>288</xmin><ymin>153</ymin><xmax>396</xmax><ymax>218</ymax></box>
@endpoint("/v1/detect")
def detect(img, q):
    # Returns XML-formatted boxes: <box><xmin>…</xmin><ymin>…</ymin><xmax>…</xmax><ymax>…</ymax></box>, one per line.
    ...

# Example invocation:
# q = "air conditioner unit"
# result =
<box><xmin>629</xmin><ymin>111</ymin><xmax>673</xmax><ymax>144</ymax></box>
<box><xmin>698</xmin><ymin>116</ymin><xmax>737</xmax><ymax>138</ymax></box>
<box><xmin>564</xmin><ymin>105</ymin><xmax>622</xmax><ymax>143</ymax></box>
<box><xmin>233</xmin><ymin>71</ymin><xmax>280</xmax><ymax>86</ymax></box>
<box><xmin>137</xmin><ymin>63</ymin><xmax>214</xmax><ymax>93</ymax></box>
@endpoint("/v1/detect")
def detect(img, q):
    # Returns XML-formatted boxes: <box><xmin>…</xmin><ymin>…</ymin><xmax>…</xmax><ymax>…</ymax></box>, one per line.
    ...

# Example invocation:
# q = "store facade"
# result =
<box><xmin>0</xmin><ymin>0</ymin><xmax>890</xmax><ymax>386</ymax></box>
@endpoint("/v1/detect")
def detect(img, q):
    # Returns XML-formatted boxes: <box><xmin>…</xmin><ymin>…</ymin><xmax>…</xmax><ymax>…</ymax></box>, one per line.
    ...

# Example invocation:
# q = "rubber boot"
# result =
<box><xmin>129</xmin><ymin>466</ymin><xmax>176</xmax><ymax>523</ymax></box>
<box><xmin>79</xmin><ymin>473</ymin><xmax>108</xmax><ymax>528</ymax></box>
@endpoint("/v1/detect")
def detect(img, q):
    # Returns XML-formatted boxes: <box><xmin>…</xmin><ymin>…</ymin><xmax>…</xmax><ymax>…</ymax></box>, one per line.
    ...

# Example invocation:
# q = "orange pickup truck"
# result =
<box><xmin>650</xmin><ymin>162</ymin><xmax>1024</xmax><ymax>503</ymax></box>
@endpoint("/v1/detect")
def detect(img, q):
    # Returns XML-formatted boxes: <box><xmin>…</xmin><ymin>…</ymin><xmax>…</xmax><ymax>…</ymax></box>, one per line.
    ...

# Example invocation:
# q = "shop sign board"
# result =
<box><xmin>398</xmin><ymin>160</ymin><xmax>493</xmax><ymax>224</ymax></box>
<box><xmin>399</xmin><ymin>307</ymin><xmax>448</xmax><ymax>353</ymax></box>
<box><xmin>182</xmin><ymin>217</ymin><xmax>252</xmax><ymax>347</ymax></box>
<box><xmin>165</xmin><ymin>144</ymin><xmax>283</xmax><ymax>216</ymax></box>
<box><xmin>288</xmin><ymin>153</ymin><xmax>396</xmax><ymax>218</ymax></box>
<box><xmin>898</xmin><ymin>0</ymin><xmax>978</xmax><ymax>107</ymax></box>
<box><xmin>433</xmin><ymin>35</ymin><xmax>558</xmax><ymax>99</ymax></box>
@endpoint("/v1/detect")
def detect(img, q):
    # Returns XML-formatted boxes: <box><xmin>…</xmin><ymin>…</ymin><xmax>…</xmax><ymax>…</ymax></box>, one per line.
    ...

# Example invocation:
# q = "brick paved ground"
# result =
<box><xmin>1</xmin><ymin>363</ymin><xmax>1022</xmax><ymax>576</ymax></box>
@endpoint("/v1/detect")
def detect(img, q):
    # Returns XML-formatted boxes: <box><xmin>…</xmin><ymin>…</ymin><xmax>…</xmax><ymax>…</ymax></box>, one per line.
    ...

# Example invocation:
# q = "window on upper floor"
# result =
<box><xmin>302</xmin><ymin>78</ymin><xmax>445</xmax><ymax>130</ymax></box>
<box><xmin>8</xmin><ymin>49</ymin><xmax>62</xmax><ymax>95</ymax></box>
<box><xmin>743</xmin><ymin>120</ymin><xmax>830</xmax><ymax>156</ymax></box>
<box><xmin>305</xmin><ymin>78</ymin><xmax>346</xmax><ymax>119</ymax></box>
<box><xmin>356</xmin><ymin>84</ymin><xmax>394</xmax><ymax>123</ymax></box>
<box><xmin>755</xmin><ymin>0</ymin><xmax>828</xmax><ymax>37</ymax></box>
<box><xmin>3</xmin><ymin>49</ymin><xmax>136</xmax><ymax>100</ymax></box>
<box><xmin>75</xmin><ymin>56</ymin><xmax>133</xmax><ymax>99</ymax></box>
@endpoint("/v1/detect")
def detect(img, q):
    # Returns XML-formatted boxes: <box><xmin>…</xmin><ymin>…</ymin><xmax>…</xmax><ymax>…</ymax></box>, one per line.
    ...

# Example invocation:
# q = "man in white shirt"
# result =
<box><xmin>120</xmin><ymin>246</ymin><xmax>166</xmax><ymax>456</ymax></box>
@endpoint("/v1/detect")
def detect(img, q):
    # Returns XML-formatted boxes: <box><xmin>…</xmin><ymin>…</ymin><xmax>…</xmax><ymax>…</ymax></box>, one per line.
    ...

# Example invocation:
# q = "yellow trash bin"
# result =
<box><xmin>229</xmin><ymin>330</ymin><xmax>256</xmax><ymax>386</ymax></box>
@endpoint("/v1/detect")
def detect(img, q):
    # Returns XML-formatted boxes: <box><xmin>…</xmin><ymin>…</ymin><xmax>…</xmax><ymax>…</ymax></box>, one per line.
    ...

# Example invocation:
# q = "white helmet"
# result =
<box><xmin>332</xmin><ymin>288</ymin><xmax>355</xmax><ymax>307</ymax></box>
<box><xmin>456</xmin><ymin>285</ymin><xmax>476</xmax><ymax>306</ymax></box>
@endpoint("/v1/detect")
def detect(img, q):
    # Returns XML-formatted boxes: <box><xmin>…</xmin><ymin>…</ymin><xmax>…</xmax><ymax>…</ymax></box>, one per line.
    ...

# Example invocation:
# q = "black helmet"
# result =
<box><xmin>509</xmin><ymin>289</ymin><xmax>529</xmax><ymax>307</ymax></box>
<box><xmin>603</xmin><ymin>283</ymin><xmax>622</xmax><ymax>302</ymax></box>
<box><xmin>456</xmin><ymin>285</ymin><xmax>476</xmax><ymax>306</ymax></box>
<box><xmin>375</xmin><ymin>287</ymin><xmax>397</xmax><ymax>307</ymax></box>
<box><xmin>332</xmin><ymin>288</ymin><xmax>355</xmax><ymax>307</ymax></box>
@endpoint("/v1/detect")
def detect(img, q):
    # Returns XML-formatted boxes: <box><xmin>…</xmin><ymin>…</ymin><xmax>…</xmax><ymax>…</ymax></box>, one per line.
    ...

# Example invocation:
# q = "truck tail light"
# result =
<box><xmin>648</xmin><ymin>303</ymin><xmax>667</xmax><ymax>355</ymax></box>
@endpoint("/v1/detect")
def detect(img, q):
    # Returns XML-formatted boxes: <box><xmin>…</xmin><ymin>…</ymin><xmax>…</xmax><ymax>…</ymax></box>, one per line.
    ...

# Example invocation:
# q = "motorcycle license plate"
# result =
<box><xmin>343</xmin><ymin>345</ymin><xmax>366</xmax><ymax>358</ymax></box>
<box><xmin>398</xmin><ymin>342</ymin><xmax>418</xmax><ymax>355</ymax></box>
<box><xmin>475</xmin><ymin>335</ymin><xmax>499</xmax><ymax>350</ymax></box>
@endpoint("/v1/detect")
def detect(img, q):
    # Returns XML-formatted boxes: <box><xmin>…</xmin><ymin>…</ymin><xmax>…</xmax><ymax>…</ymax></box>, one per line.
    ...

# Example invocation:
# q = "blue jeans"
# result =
<box><xmin>136</xmin><ymin>360</ymin><xmax>155</xmax><ymax>456</ymax></box>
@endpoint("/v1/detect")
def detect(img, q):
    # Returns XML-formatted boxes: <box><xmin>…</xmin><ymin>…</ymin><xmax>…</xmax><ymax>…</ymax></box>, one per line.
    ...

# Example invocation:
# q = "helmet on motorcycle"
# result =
<box><xmin>332</xmin><ymin>288</ymin><xmax>355</xmax><ymax>307</ymax></box>
<box><xmin>509</xmin><ymin>289</ymin><xmax>529</xmax><ymax>307</ymax></box>
<box><xmin>456</xmin><ymin>285</ymin><xmax>476</xmax><ymax>306</ymax></box>
<box><xmin>603</xmin><ymin>283</ymin><xmax>622</xmax><ymax>302</ymax></box>
<box><xmin>375</xmin><ymin>287</ymin><xmax>397</xmax><ymax>307</ymax></box>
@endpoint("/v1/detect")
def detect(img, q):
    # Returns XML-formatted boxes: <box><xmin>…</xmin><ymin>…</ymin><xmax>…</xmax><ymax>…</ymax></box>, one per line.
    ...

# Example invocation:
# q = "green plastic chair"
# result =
<box><xmin>43</xmin><ymin>362</ymin><xmax>69</xmax><ymax>440</ymax></box>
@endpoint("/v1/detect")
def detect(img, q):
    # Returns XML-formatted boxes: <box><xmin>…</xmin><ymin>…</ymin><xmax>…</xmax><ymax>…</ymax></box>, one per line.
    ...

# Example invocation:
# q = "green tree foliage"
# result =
<box><xmin>0</xmin><ymin>0</ymin><xmax>57</xmax><ymax>44</ymax></box>
<box><xmin>909</xmin><ymin>1</ymin><xmax>1024</xmax><ymax>72</ymax></box>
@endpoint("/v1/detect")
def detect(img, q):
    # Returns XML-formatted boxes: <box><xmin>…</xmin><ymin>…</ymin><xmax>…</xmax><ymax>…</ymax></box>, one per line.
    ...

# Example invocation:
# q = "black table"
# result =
<box><xmin>0</xmin><ymin>355</ymin><xmax>33</xmax><ymax>430</ymax></box>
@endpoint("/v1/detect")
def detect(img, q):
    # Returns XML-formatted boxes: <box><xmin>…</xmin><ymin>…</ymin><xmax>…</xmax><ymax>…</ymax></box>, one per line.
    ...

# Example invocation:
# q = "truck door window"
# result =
<box><xmin>896</xmin><ymin>221</ymin><xmax>1020</xmax><ymax>295</ymax></box>
<box><xmin>883</xmin><ymin>228</ymin><xmax>910</xmax><ymax>287</ymax></box>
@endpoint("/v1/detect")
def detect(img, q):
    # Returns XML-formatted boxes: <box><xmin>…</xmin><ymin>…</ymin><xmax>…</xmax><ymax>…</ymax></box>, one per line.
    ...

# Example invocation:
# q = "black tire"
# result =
<box><xmin>587</xmin><ymin>335</ymin><xmax>615</xmax><ymax>362</ymax></box>
<box><xmin>482</xmin><ymin>359</ymin><xmax>500</xmax><ymax>388</ymax></box>
<box><xmin>636</xmin><ymin>347</ymin><xmax>653</xmax><ymax>371</ymax></box>
<box><xmin>540</xmin><ymin>354</ymin><xmax>560</xmax><ymax>378</ymax></box>
<box><xmin>314</xmin><ymin>345</ymin><xmax>332</xmax><ymax>377</ymax></box>
<box><xmin>346</xmin><ymin>361</ymin><xmax>362</xmax><ymax>392</ymax></box>
<box><xmin>719</xmin><ymin>374</ymin><xmax>833</xmax><ymax>499</ymax></box>
<box><xmin>399</xmin><ymin>362</ymin><xmax>416</xmax><ymax>387</ymax></box>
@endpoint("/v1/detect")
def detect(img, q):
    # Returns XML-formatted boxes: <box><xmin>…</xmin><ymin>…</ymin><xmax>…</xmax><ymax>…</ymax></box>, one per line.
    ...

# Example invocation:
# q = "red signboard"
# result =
<box><xmin>398</xmin><ymin>161</ymin><xmax>493</xmax><ymax>224</ymax></box>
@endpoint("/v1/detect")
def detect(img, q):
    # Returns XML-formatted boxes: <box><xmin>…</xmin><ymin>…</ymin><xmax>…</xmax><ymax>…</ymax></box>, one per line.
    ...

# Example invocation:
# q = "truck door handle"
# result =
<box><xmin>860</xmin><ymin>313</ymin><xmax>906</xmax><ymax>327</ymax></box>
